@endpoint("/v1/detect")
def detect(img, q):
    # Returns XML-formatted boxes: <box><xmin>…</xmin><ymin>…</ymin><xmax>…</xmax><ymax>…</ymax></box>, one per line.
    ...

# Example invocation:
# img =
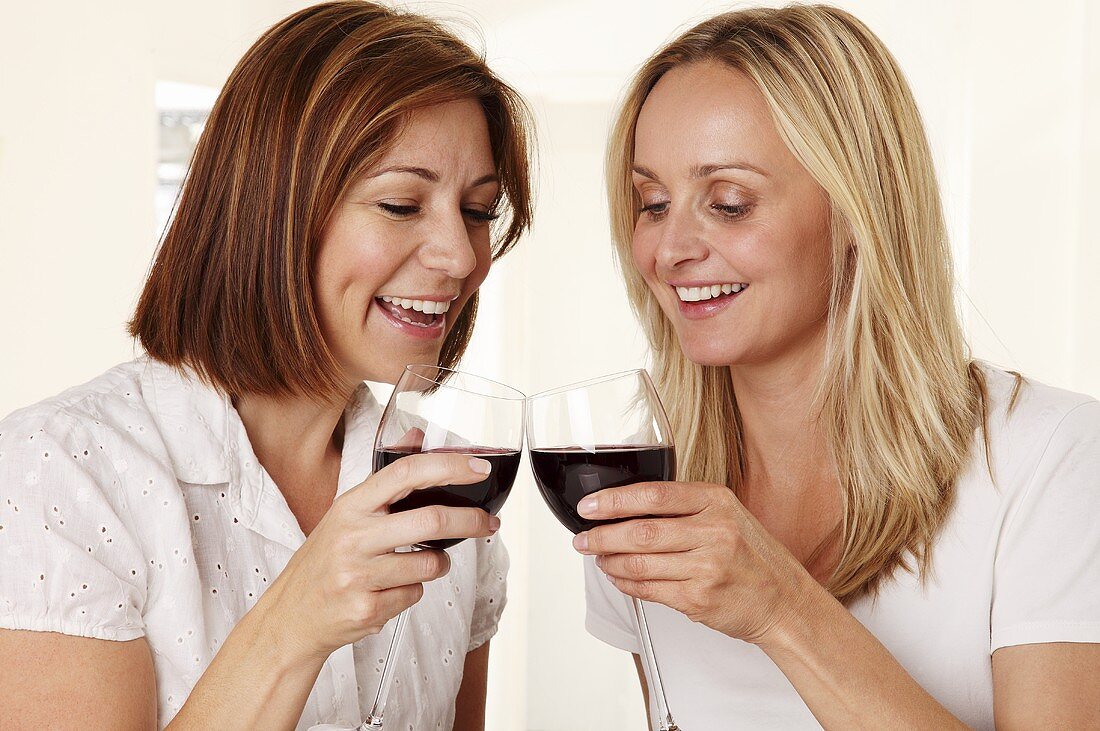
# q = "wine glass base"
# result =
<box><xmin>359</xmin><ymin>716</ymin><xmax>383</xmax><ymax>730</ymax></box>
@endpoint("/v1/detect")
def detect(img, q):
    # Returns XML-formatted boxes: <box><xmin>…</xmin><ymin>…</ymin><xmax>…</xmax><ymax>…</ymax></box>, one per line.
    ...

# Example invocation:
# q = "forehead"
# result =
<box><xmin>634</xmin><ymin>61</ymin><xmax>789</xmax><ymax>173</ymax></box>
<box><xmin>378</xmin><ymin>98</ymin><xmax>493</xmax><ymax>170</ymax></box>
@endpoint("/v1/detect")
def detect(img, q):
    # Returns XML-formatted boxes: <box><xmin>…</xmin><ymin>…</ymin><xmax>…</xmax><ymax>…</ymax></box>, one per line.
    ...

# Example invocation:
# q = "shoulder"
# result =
<box><xmin>973</xmin><ymin>362</ymin><xmax>1099</xmax><ymax>497</ymax></box>
<box><xmin>0</xmin><ymin>359</ymin><xmax>179</xmax><ymax>496</ymax></box>
<box><xmin>1</xmin><ymin>361</ymin><xmax>149</xmax><ymax>451</ymax></box>
<box><xmin>979</xmin><ymin>363</ymin><xmax>1098</xmax><ymax>453</ymax></box>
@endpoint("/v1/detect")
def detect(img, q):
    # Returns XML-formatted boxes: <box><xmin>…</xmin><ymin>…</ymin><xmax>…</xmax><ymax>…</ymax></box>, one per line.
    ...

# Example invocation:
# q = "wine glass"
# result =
<box><xmin>526</xmin><ymin>369</ymin><xmax>680</xmax><ymax>731</ymax></box>
<box><xmin>363</xmin><ymin>364</ymin><xmax>525</xmax><ymax>729</ymax></box>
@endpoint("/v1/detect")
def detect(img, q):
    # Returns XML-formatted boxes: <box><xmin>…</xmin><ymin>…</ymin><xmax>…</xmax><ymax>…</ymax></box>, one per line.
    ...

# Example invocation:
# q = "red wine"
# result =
<box><xmin>373</xmin><ymin>446</ymin><xmax>520</xmax><ymax>549</ymax></box>
<box><xmin>529</xmin><ymin>445</ymin><xmax>676</xmax><ymax>534</ymax></box>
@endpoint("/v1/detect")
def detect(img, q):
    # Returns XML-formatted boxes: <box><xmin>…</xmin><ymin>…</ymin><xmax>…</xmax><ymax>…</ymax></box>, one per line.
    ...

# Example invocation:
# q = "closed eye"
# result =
<box><xmin>377</xmin><ymin>202</ymin><xmax>419</xmax><ymax>217</ymax></box>
<box><xmin>711</xmin><ymin>203</ymin><xmax>753</xmax><ymax>220</ymax></box>
<box><xmin>463</xmin><ymin>208</ymin><xmax>500</xmax><ymax>225</ymax></box>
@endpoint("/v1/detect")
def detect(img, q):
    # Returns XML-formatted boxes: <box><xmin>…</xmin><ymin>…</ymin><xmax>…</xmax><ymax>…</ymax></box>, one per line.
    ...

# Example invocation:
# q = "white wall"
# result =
<box><xmin>1</xmin><ymin>2</ymin><xmax>1097</xmax><ymax>729</ymax></box>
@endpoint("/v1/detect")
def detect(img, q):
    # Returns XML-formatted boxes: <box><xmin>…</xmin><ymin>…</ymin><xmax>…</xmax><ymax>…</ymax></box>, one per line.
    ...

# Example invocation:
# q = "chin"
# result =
<box><xmin>675</xmin><ymin>334</ymin><xmax>747</xmax><ymax>367</ymax></box>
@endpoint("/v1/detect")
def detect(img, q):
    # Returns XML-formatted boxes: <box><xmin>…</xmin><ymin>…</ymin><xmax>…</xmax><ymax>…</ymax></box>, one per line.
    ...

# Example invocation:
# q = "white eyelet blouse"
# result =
<box><xmin>0</xmin><ymin>358</ymin><xmax>509</xmax><ymax>730</ymax></box>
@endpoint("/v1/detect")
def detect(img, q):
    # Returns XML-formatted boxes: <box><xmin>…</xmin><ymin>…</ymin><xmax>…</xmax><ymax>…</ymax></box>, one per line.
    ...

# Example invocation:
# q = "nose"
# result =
<box><xmin>417</xmin><ymin>211</ymin><xmax>479</xmax><ymax>280</ymax></box>
<box><xmin>654</xmin><ymin>209</ymin><xmax>710</xmax><ymax>273</ymax></box>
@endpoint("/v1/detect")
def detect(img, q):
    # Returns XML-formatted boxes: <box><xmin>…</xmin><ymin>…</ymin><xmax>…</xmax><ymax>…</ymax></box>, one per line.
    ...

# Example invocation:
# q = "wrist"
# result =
<box><xmin>754</xmin><ymin>570</ymin><xmax>834</xmax><ymax>657</ymax></box>
<box><xmin>244</xmin><ymin>596</ymin><xmax>329</xmax><ymax>673</ymax></box>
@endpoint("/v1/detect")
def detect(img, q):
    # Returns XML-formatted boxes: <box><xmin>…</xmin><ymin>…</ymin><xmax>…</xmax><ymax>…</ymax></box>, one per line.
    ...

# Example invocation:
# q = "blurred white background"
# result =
<box><xmin>1</xmin><ymin>1</ymin><xmax>1098</xmax><ymax>729</ymax></box>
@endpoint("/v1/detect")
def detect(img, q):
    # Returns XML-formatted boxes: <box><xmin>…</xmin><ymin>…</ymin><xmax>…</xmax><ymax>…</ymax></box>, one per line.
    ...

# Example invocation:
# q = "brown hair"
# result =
<box><xmin>130</xmin><ymin>1</ymin><xmax>533</xmax><ymax>401</ymax></box>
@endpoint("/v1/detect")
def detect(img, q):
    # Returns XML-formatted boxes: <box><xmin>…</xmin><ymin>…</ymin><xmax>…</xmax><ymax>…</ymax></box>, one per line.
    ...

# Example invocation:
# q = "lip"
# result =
<box><xmin>673</xmin><ymin>286</ymin><xmax>747</xmax><ymax>320</ymax></box>
<box><xmin>373</xmin><ymin>298</ymin><xmax>447</xmax><ymax>340</ymax></box>
<box><xmin>666</xmin><ymin>280</ymin><xmax>747</xmax><ymax>288</ymax></box>
<box><xmin>376</xmin><ymin>293</ymin><xmax>459</xmax><ymax>302</ymax></box>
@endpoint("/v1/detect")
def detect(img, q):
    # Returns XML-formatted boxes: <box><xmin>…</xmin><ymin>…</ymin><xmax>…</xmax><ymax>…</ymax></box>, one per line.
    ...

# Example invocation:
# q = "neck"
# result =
<box><xmin>234</xmin><ymin>389</ymin><xmax>350</xmax><ymax>487</ymax></box>
<box><xmin>728</xmin><ymin>329</ymin><xmax>843</xmax><ymax>578</ymax></box>
<box><xmin>728</xmin><ymin>328</ymin><xmax>833</xmax><ymax>490</ymax></box>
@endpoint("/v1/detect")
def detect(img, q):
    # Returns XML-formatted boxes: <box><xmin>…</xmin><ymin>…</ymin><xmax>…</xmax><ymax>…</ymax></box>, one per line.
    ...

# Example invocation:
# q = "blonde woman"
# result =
<box><xmin>577</xmin><ymin>6</ymin><xmax>1100</xmax><ymax>729</ymax></box>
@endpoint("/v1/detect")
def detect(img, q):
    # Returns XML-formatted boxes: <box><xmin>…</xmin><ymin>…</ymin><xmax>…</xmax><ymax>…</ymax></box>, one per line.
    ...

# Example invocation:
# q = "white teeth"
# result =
<box><xmin>379</xmin><ymin>296</ymin><xmax>452</xmax><ymax>315</ymax></box>
<box><xmin>674</xmin><ymin>283</ymin><xmax>748</xmax><ymax>302</ymax></box>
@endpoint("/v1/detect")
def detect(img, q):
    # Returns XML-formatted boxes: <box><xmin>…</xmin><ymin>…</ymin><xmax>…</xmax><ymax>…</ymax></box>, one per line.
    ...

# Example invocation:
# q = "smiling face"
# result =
<box><xmin>314</xmin><ymin>99</ymin><xmax>499</xmax><ymax>385</ymax></box>
<box><xmin>631</xmin><ymin>60</ymin><xmax>834</xmax><ymax>368</ymax></box>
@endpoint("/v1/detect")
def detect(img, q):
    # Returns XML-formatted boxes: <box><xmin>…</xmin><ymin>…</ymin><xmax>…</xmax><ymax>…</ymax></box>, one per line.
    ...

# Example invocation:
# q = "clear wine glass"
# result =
<box><xmin>362</xmin><ymin>365</ymin><xmax>525</xmax><ymax>729</ymax></box>
<box><xmin>526</xmin><ymin>369</ymin><xmax>680</xmax><ymax>731</ymax></box>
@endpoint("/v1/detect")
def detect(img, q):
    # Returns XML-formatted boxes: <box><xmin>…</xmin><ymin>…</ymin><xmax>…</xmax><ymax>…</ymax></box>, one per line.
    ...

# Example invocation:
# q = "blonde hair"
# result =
<box><xmin>607</xmin><ymin>4</ymin><xmax>988</xmax><ymax>601</ymax></box>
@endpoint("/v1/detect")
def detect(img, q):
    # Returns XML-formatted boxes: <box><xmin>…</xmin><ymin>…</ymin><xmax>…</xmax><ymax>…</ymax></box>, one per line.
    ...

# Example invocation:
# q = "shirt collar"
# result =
<box><xmin>139</xmin><ymin>358</ymin><xmax>384</xmax><ymax>546</ymax></box>
<box><xmin>139</xmin><ymin>357</ymin><xmax>233</xmax><ymax>485</ymax></box>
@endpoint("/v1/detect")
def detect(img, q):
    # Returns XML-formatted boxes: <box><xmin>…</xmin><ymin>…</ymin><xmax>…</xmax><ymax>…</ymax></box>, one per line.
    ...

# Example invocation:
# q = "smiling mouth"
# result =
<box><xmin>674</xmin><ymin>282</ymin><xmax>749</xmax><ymax>303</ymax></box>
<box><xmin>375</xmin><ymin>295</ymin><xmax>451</xmax><ymax>330</ymax></box>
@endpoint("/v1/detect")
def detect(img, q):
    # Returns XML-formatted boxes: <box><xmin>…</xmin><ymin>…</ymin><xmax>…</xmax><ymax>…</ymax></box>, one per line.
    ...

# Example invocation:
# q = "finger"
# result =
<box><xmin>576</xmin><ymin>481</ymin><xmax>709</xmax><ymax>521</ymax></box>
<box><xmin>372</xmin><ymin>582</ymin><xmax>427</xmax><ymax>623</ymax></box>
<box><xmin>365</xmin><ymin>549</ymin><xmax>452</xmax><ymax>590</ymax></box>
<box><xmin>383</xmin><ymin>505</ymin><xmax>498</xmax><ymax>550</ymax></box>
<box><xmin>348</xmin><ymin>452</ymin><xmax>493</xmax><ymax>513</ymax></box>
<box><xmin>605</xmin><ymin>576</ymin><xmax>684</xmax><ymax>606</ymax></box>
<box><xmin>595</xmin><ymin>552</ymin><xmax>695</xmax><ymax>582</ymax></box>
<box><xmin>574</xmin><ymin>516</ymin><xmax>698</xmax><ymax>556</ymax></box>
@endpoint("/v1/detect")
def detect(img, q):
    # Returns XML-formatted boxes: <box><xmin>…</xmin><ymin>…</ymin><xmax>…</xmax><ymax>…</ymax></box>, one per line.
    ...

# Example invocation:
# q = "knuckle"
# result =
<box><xmin>418</xmin><ymin>506</ymin><xmax>448</xmax><ymax>536</ymax></box>
<box><xmin>683</xmin><ymin>592</ymin><xmax>705</xmax><ymax>619</ymax></box>
<box><xmin>634</xmin><ymin>580</ymin><xmax>655</xmax><ymax>601</ymax></box>
<box><xmin>354</xmin><ymin>595</ymin><xmax>378</xmax><ymax>623</ymax></box>
<box><xmin>624</xmin><ymin>554</ymin><xmax>648</xmax><ymax>579</ymax></box>
<box><xmin>332</xmin><ymin>570</ymin><xmax>357</xmax><ymax>594</ymax></box>
<box><xmin>645</xmin><ymin>484</ymin><xmax>671</xmax><ymax>510</ymax></box>
<box><xmin>633</xmin><ymin>519</ymin><xmax>661</xmax><ymax>548</ymax></box>
<box><xmin>406</xmin><ymin>583</ymin><xmax>426</xmax><ymax>606</ymax></box>
<box><xmin>420</xmin><ymin>550</ymin><xmax>449</xmax><ymax>578</ymax></box>
<box><xmin>332</xmin><ymin>533</ymin><xmax>358</xmax><ymax>557</ymax></box>
<box><xmin>388</xmin><ymin>456</ymin><xmax>413</xmax><ymax>484</ymax></box>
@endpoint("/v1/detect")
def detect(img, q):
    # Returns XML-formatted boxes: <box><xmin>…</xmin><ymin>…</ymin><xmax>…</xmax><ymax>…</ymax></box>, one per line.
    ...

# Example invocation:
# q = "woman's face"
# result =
<box><xmin>315</xmin><ymin>99</ymin><xmax>499</xmax><ymax>385</ymax></box>
<box><xmin>631</xmin><ymin>60</ymin><xmax>834</xmax><ymax>368</ymax></box>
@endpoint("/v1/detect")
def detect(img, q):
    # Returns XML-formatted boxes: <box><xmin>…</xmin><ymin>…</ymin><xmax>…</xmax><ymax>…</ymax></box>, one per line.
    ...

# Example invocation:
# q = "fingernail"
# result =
<box><xmin>489</xmin><ymin>515</ymin><xmax>501</xmax><ymax>531</ymax></box>
<box><xmin>577</xmin><ymin>495</ymin><xmax>598</xmax><ymax>517</ymax></box>
<box><xmin>469</xmin><ymin>458</ymin><xmax>492</xmax><ymax>475</ymax></box>
<box><xmin>573</xmin><ymin>532</ymin><xmax>589</xmax><ymax>552</ymax></box>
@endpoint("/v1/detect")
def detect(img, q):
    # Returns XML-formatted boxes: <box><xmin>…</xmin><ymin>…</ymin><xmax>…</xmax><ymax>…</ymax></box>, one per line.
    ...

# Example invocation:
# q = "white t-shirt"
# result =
<box><xmin>585</xmin><ymin>365</ymin><xmax>1100</xmax><ymax>730</ymax></box>
<box><xmin>0</xmin><ymin>358</ymin><xmax>508</xmax><ymax>730</ymax></box>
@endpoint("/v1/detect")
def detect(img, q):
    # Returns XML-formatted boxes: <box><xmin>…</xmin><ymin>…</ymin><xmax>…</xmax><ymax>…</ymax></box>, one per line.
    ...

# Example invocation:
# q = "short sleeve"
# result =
<box><xmin>468</xmin><ymin>533</ymin><xmax>509</xmax><ymax>652</ymax></box>
<box><xmin>0</xmin><ymin>416</ymin><xmax>147</xmax><ymax>641</ymax></box>
<box><xmin>583</xmin><ymin>555</ymin><xmax>641</xmax><ymax>653</ymax></box>
<box><xmin>991</xmin><ymin>400</ymin><xmax>1100</xmax><ymax>652</ymax></box>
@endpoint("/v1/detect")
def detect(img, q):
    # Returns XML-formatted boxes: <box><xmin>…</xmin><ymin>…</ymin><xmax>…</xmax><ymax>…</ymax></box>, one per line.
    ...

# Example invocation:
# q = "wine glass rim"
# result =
<box><xmin>401</xmin><ymin>364</ymin><xmax>527</xmax><ymax>401</ymax></box>
<box><xmin>527</xmin><ymin>368</ymin><xmax>653</xmax><ymax>400</ymax></box>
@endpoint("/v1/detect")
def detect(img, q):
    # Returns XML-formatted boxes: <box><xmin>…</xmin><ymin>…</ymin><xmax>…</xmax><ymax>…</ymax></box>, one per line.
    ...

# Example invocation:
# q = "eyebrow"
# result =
<box><xmin>369</xmin><ymin>165</ymin><xmax>498</xmax><ymax>187</ymax></box>
<box><xmin>632</xmin><ymin>162</ymin><xmax>769</xmax><ymax>181</ymax></box>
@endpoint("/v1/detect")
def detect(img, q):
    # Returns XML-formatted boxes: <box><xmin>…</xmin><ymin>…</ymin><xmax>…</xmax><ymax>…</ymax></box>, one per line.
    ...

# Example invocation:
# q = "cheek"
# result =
<box><xmin>630</xmin><ymin>227</ymin><xmax>661</xmax><ymax>283</ymax></box>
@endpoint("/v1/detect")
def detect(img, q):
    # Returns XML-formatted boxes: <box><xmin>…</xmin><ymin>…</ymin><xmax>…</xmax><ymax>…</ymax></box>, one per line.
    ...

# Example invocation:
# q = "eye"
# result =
<box><xmin>462</xmin><ymin>208</ymin><xmax>500</xmax><ymax>226</ymax></box>
<box><xmin>638</xmin><ymin>202</ymin><xmax>669</xmax><ymax>221</ymax></box>
<box><xmin>711</xmin><ymin>203</ymin><xmax>753</xmax><ymax>220</ymax></box>
<box><xmin>377</xmin><ymin>202</ymin><xmax>420</xmax><ymax>218</ymax></box>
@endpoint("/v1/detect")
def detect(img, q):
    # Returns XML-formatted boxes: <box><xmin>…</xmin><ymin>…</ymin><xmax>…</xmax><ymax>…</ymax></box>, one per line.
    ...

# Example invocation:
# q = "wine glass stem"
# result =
<box><xmin>363</xmin><ymin>605</ymin><xmax>411</xmax><ymax>729</ymax></box>
<box><xmin>632</xmin><ymin>597</ymin><xmax>679</xmax><ymax>731</ymax></box>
